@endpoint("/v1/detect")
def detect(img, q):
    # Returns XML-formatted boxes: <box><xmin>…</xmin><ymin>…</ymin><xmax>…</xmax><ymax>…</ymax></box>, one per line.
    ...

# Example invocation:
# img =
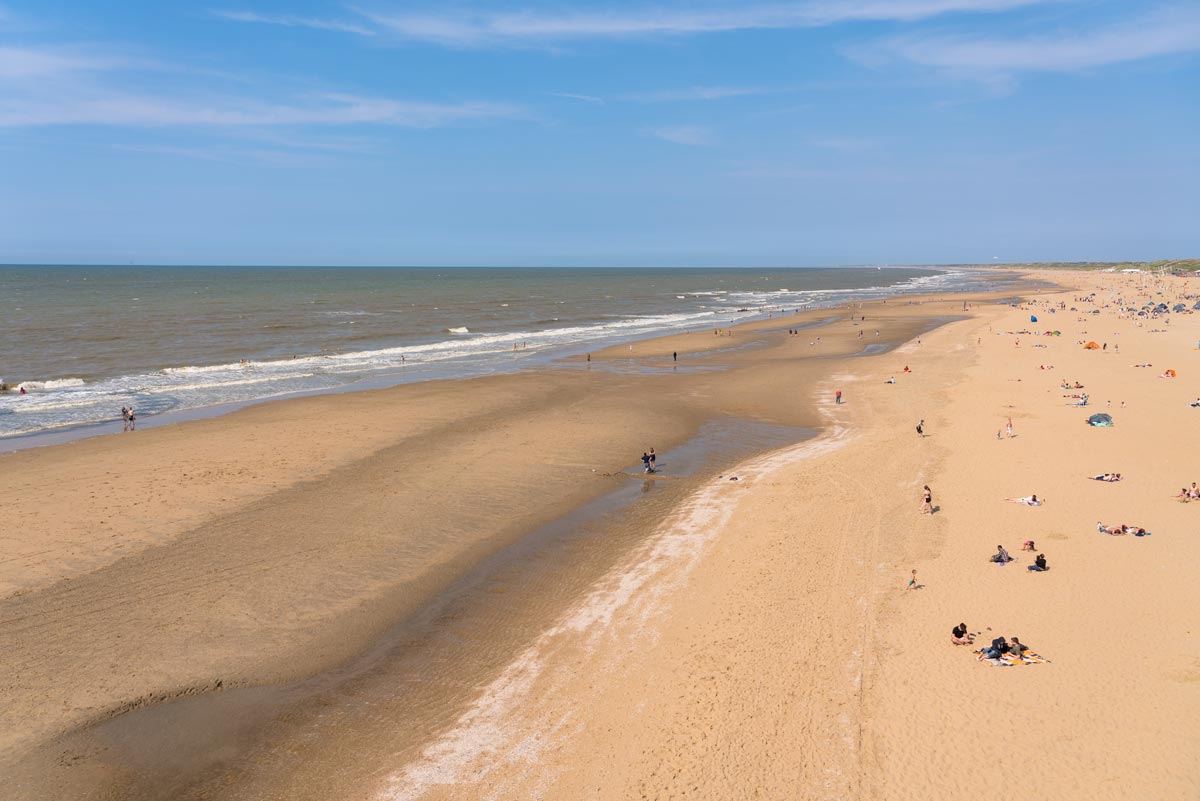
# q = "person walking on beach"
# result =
<box><xmin>920</xmin><ymin>485</ymin><xmax>933</xmax><ymax>514</ymax></box>
<box><xmin>672</xmin><ymin>351</ymin><xmax>677</xmax><ymax>362</ymax></box>
<box><xmin>128</xmin><ymin>407</ymin><xmax>136</xmax><ymax>431</ymax></box>
<box><xmin>648</xmin><ymin>448</ymin><xmax>656</xmax><ymax>471</ymax></box>
<box><xmin>835</xmin><ymin>389</ymin><xmax>842</xmax><ymax>405</ymax></box>
<box><xmin>641</xmin><ymin>452</ymin><xmax>653</xmax><ymax>474</ymax></box>
<box><xmin>916</xmin><ymin>419</ymin><xmax>924</xmax><ymax>437</ymax></box>
<box><xmin>121</xmin><ymin>406</ymin><xmax>130</xmax><ymax>432</ymax></box>
<box><xmin>1006</xmin><ymin>418</ymin><xmax>1014</xmax><ymax>438</ymax></box>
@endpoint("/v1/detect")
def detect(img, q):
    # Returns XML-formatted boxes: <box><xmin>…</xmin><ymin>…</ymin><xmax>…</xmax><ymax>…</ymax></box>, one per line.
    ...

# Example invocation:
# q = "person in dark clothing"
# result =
<box><xmin>977</xmin><ymin>636</ymin><xmax>1010</xmax><ymax>660</ymax></box>
<box><xmin>1027</xmin><ymin>554</ymin><xmax>1048</xmax><ymax>572</ymax></box>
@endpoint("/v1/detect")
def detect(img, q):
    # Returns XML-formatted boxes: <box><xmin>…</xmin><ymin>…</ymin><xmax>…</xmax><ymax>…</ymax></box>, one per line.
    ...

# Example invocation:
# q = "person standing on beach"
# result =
<box><xmin>920</xmin><ymin>485</ymin><xmax>932</xmax><ymax>514</ymax></box>
<box><xmin>835</xmin><ymin>389</ymin><xmax>842</xmax><ymax>405</ymax></box>
<box><xmin>907</xmin><ymin>569</ymin><xmax>918</xmax><ymax>590</ymax></box>
<box><xmin>641</xmin><ymin>452</ymin><xmax>653</xmax><ymax>474</ymax></box>
<box><xmin>1006</xmin><ymin>418</ymin><xmax>1014</xmax><ymax>438</ymax></box>
<box><xmin>672</xmin><ymin>351</ymin><xmax>677</xmax><ymax>362</ymax></box>
<box><xmin>128</xmin><ymin>407</ymin><xmax>136</xmax><ymax>431</ymax></box>
<box><xmin>121</xmin><ymin>406</ymin><xmax>130</xmax><ymax>432</ymax></box>
<box><xmin>649</xmin><ymin>448</ymin><xmax>656</xmax><ymax>471</ymax></box>
<box><xmin>916</xmin><ymin>419</ymin><xmax>925</xmax><ymax>437</ymax></box>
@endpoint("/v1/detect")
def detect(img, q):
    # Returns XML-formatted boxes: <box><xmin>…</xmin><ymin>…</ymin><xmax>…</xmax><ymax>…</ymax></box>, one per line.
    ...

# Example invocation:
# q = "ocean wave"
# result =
<box><xmin>17</xmin><ymin>378</ymin><xmax>86</xmax><ymax>390</ymax></box>
<box><xmin>1</xmin><ymin>268</ymin><xmax>987</xmax><ymax>441</ymax></box>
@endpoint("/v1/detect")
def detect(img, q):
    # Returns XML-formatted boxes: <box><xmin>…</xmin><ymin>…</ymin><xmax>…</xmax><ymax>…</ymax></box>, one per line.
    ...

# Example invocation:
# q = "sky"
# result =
<box><xmin>0</xmin><ymin>0</ymin><xmax>1197</xmax><ymax>267</ymax></box>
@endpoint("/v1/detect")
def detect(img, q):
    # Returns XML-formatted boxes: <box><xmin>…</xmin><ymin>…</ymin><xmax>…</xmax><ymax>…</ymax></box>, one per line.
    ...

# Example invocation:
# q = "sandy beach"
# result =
<box><xmin>4</xmin><ymin>270</ymin><xmax>1199</xmax><ymax>800</ymax></box>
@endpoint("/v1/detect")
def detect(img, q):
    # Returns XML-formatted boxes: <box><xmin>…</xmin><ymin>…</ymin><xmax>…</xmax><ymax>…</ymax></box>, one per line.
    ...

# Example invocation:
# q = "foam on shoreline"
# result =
<box><xmin>378</xmin><ymin>423</ymin><xmax>852</xmax><ymax>801</ymax></box>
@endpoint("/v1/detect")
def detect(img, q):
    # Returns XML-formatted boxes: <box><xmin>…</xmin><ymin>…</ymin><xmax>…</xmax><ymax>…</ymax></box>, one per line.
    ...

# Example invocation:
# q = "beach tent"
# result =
<box><xmin>1087</xmin><ymin>413</ymin><xmax>1114</xmax><ymax>427</ymax></box>
<box><xmin>1084</xmin><ymin>341</ymin><xmax>1100</xmax><ymax>349</ymax></box>
<box><xmin>1031</xmin><ymin>315</ymin><xmax>1038</xmax><ymax>323</ymax></box>
<box><xmin>1164</xmin><ymin>369</ymin><xmax>1177</xmax><ymax>378</ymax></box>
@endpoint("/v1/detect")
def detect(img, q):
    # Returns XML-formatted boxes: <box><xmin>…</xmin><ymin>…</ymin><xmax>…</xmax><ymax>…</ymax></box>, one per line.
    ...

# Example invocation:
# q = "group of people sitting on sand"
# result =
<box><xmin>975</xmin><ymin>635</ymin><xmax>1029</xmax><ymax>661</ymax></box>
<box><xmin>952</xmin><ymin>626</ymin><xmax>1032</xmax><ymax>662</ymax></box>
<box><xmin>1175</xmin><ymin>482</ymin><xmax>1199</xmax><ymax>501</ymax></box>
<box><xmin>1058</xmin><ymin>380</ymin><xmax>1085</xmax><ymax>389</ymax></box>
<box><xmin>989</xmin><ymin>540</ymin><xmax>1048</xmax><ymax>571</ymax></box>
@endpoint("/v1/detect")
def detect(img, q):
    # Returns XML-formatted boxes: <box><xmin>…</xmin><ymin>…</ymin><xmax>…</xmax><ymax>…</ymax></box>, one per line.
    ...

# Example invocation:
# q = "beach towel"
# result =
<box><xmin>981</xmin><ymin>652</ymin><xmax>1050</xmax><ymax>667</ymax></box>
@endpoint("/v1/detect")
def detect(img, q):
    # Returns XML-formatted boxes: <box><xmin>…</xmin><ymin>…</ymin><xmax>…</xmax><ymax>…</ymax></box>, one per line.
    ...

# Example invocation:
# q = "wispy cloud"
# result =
<box><xmin>647</xmin><ymin>125</ymin><xmax>713</xmax><ymax>146</ymax></box>
<box><xmin>0</xmin><ymin>45</ymin><xmax>132</xmax><ymax>78</ymax></box>
<box><xmin>0</xmin><ymin>90</ymin><xmax>522</xmax><ymax>128</ymax></box>
<box><xmin>622</xmin><ymin>85</ymin><xmax>788</xmax><ymax>102</ymax></box>
<box><xmin>0</xmin><ymin>42</ymin><xmax>522</xmax><ymax>129</ymax></box>
<box><xmin>354</xmin><ymin>0</ymin><xmax>1051</xmax><ymax>47</ymax></box>
<box><xmin>210</xmin><ymin>9</ymin><xmax>376</xmax><ymax>37</ymax></box>
<box><xmin>861</xmin><ymin>6</ymin><xmax>1200</xmax><ymax>73</ymax></box>
<box><xmin>548</xmin><ymin>91</ymin><xmax>605</xmax><ymax>104</ymax></box>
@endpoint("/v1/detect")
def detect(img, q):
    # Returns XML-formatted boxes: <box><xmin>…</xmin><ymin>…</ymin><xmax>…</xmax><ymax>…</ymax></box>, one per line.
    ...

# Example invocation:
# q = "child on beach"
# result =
<box><xmin>907</xmin><ymin>569</ymin><xmax>918</xmax><ymax>590</ymax></box>
<box><xmin>920</xmin><ymin>485</ymin><xmax>933</xmax><ymax>514</ymax></box>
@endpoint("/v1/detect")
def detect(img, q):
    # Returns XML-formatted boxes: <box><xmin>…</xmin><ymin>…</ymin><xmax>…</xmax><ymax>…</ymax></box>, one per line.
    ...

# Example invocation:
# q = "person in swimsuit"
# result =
<box><xmin>915</xmin><ymin>420</ymin><xmax>924</xmax><ymax>437</ymax></box>
<box><xmin>121</xmin><ymin>407</ymin><xmax>130</xmax><ymax>432</ymax></box>
<box><xmin>648</xmin><ymin>448</ymin><xmax>656</xmax><ymax>470</ymax></box>
<box><xmin>920</xmin><ymin>485</ymin><xmax>932</xmax><ymax>514</ymax></box>
<box><xmin>128</xmin><ymin>407</ymin><xmax>136</xmax><ymax>430</ymax></box>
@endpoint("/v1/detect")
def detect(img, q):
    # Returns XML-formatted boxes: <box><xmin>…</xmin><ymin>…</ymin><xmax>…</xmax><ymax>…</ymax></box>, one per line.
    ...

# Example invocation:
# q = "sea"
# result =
<box><xmin>0</xmin><ymin>265</ymin><xmax>1001</xmax><ymax>444</ymax></box>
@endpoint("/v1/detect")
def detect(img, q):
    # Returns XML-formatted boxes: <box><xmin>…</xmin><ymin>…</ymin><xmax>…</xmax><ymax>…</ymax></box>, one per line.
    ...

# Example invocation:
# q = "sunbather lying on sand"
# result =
<box><xmin>1006</xmin><ymin>495</ymin><xmax>1042</xmax><ymax>506</ymax></box>
<box><xmin>1097</xmin><ymin>522</ymin><xmax>1148</xmax><ymax>536</ymax></box>
<box><xmin>1133</xmin><ymin>363</ymin><xmax>1153</xmax><ymax>368</ymax></box>
<box><xmin>1091</xmin><ymin>473</ymin><xmax>1122</xmax><ymax>481</ymax></box>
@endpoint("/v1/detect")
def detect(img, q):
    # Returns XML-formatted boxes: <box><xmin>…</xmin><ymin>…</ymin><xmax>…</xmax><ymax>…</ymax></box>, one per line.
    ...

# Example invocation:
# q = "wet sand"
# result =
<box><xmin>383</xmin><ymin>269</ymin><xmax>1199</xmax><ymax>801</ymax></box>
<box><xmin>0</xmin><ymin>294</ymin><xmax>990</xmax><ymax>799</ymax></box>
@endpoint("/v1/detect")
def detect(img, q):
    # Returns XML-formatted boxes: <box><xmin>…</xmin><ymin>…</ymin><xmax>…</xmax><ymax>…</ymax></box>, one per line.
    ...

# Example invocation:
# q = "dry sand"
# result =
<box><xmin>5</xmin><ymin>272</ymin><xmax>1198</xmax><ymax>800</ymax></box>
<box><xmin>361</xmin><ymin>271</ymin><xmax>1199</xmax><ymax>801</ymax></box>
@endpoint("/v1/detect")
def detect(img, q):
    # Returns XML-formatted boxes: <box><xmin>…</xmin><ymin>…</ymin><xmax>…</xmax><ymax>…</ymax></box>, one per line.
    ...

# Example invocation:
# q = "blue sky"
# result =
<box><xmin>1</xmin><ymin>0</ymin><xmax>1197</xmax><ymax>266</ymax></box>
